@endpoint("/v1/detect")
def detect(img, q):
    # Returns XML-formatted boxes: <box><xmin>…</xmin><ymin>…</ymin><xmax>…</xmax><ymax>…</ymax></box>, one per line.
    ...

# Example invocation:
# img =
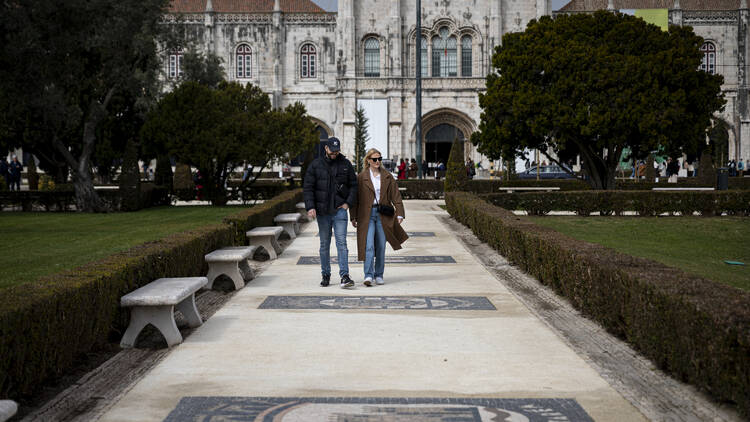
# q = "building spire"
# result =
<box><xmin>673</xmin><ymin>0</ymin><xmax>680</xmax><ymax>9</ymax></box>
<box><xmin>607</xmin><ymin>0</ymin><xmax>616</xmax><ymax>11</ymax></box>
<box><xmin>742</xmin><ymin>0</ymin><xmax>748</xmax><ymax>9</ymax></box>
<box><xmin>205</xmin><ymin>0</ymin><xmax>213</xmax><ymax>12</ymax></box>
<box><xmin>274</xmin><ymin>0</ymin><xmax>281</xmax><ymax>12</ymax></box>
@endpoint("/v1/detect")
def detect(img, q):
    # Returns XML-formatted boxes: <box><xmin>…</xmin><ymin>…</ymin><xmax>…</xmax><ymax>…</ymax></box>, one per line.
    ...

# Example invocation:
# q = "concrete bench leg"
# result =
<box><xmin>250</xmin><ymin>238</ymin><xmax>279</xmax><ymax>260</ymax></box>
<box><xmin>279</xmin><ymin>222</ymin><xmax>297</xmax><ymax>239</ymax></box>
<box><xmin>121</xmin><ymin>305</ymin><xmax>182</xmax><ymax>348</ymax></box>
<box><xmin>206</xmin><ymin>262</ymin><xmax>244</xmax><ymax>290</ymax></box>
<box><xmin>239</xmin><ymin>259</ymin><xmax>255</xmax><ymax>281</ymax></box>
<box><xmin>176</xmin><ymin>294</ymin><xmax>203</xmax><ymax>328</ymax></box>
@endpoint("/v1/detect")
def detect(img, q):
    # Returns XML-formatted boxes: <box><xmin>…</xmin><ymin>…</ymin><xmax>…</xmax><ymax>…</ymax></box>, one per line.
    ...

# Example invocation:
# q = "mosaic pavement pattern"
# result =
<box><xmin>258</xmin><ymin>296</ymin><xmax>496</xmax><ymax>310</ymax></box>
<box><xmin>317</xmin><ymin>232</ymin><xmax>436</xmax><ymax>237</ymax></box>
<box><xmin>164</xmin><ymin>397</ymin><xmax>593</xmax><ymax>421</ymax></box>
<box><xmin>297</xmin><ymin>256</ymin><xmax>456</xmax><ymax>265</ymax></box>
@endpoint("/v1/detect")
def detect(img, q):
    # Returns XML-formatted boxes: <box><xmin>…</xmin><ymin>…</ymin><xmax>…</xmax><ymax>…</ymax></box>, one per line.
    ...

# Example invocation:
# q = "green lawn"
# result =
<box><xmin>530</xmin><ymin>216</ymin><xmax>750</xmax><ymax>291</ymax></box>
<box><xmin>0</xmin><ymin>206</ymin><xmax>249</xmax><ymax>290</ymax></box>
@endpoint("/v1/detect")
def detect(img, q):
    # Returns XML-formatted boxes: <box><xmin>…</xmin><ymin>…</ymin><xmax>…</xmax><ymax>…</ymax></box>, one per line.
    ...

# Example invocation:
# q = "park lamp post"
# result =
<box><xmin>416</xmin><ymin>0</ymin><xmax>423</xmax><ymax>178</ymax></box>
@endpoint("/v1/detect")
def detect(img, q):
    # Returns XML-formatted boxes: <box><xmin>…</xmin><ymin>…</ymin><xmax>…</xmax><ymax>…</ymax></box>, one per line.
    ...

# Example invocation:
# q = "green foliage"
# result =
<box><xmin>698</xmin><ymin>150</ymin><xmax>717</xmax><ymax>186</ymax></box>
<box><xmin>444</xmin><ymin>138</ymin><xmax>468</xmax><ymax>192</ymax></box>
<box><xmin>446</xmin><ymin>192</ymin><xmax>750</xmax><ymax>416</ymax></box>
<box><xmin>118</xmin><ymin>140</ymin><xmax>141</xmax><ymax>211</ymax></box>
<box><xmin>473</xmin><ymin>11</ymin><xmax>725</xmax><ymax>190</ymax></box>
<box><xmin>141</xmin><ymin>81</ymin><xmax>317</xmax><ymax>205</ymax></box>
<box><xmin>181</xmin><ymin>51</ymin><xmax>226</xmax><ymax>89</ymax></box>
<box><xmin>0</xmin><ymin>0</ymin><xmax>167</xmax><ymax>211</ymax></box>
<box><xmin>27</xmin><ymin>158</ymin><xmax>39</xmax><ymax>191</ymax></box>
<box><xmin>353</xmin><ymin>105</ymin><xmax>369</xmax><ymax>172</ymax></box>
<box><xmin>154</xmin><ymin>154</ymin><xmax>173</xmax><ymax>191</ymax></box>
<box><xmin>645</xmin><ymin>154</ymin><xmax>655</xmax><ymax>182</ymax></box>
<box><xmin>482</xmin><ymin>190</ymin><xmax>750</xmax><ymax>216</ymax></box>
<box><xmin>173</xmin><ymin>163</ymin><xmax>195</xmax><ymax>201</ymax></box>
<box><xmin>0</xmin><ymin>189</ymin><xmax>302</xmax><ymax>401</ymax></box>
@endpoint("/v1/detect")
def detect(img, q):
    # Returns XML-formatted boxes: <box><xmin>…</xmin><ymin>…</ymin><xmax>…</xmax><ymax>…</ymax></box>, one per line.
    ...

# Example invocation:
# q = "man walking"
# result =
<box><xmin>8</xmin><ymin>155</ymin><xmax>22</xmax><ymax>191</ymax></box>
<box><xmin>303</xmin><ymin>137</ymin><xmax>358</xmax><ymax>288</ymax></box>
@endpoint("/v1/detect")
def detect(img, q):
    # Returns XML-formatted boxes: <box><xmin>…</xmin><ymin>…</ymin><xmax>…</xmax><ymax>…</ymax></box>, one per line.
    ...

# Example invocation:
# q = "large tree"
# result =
<box><xmin>141</xmin><ymin>81</ymin><xmax>318</xmax><ymax>204</ymax></box>
<box><xmin>0</xmin><ymin>0</ymin><xmax>166</xmax><ymax>210</ymax></box>
<box><xmin>472</xmin><ymin>11</ymin><xmax>725</xmax><ymax>189</ymax></box>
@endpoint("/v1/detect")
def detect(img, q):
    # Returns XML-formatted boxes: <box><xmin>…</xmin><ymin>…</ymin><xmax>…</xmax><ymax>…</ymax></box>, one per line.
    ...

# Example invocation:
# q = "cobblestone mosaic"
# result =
<box><xmin>297</xmin><ymin>256</ymin><xmax>456</xmax><ymax>265</ymax></box>
<box><xmin>317</xmin><ymin>232</ymin><xmax>436</xmax><ymax>237</ymax></box>
<box><xmin>259</xmin><ymin>296</ymin><xmax>496</xmax><ymax>310</ymax></box>
<box><xmin>164</xmin><ymin>397</ymin><xmax>593</xmax><ymax>421</ymax></box>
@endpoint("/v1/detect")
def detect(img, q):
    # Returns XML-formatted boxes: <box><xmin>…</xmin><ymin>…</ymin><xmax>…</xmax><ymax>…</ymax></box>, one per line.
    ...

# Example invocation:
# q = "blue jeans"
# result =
<box><xmin>364</xmin><ymin>207</ymin><xmax>386</xmax><ymax>280</ymax></box>
<box><xmin>317</xmin><ymin>207</ymin><xmax>349</xmax><ymax>277</ymax></box>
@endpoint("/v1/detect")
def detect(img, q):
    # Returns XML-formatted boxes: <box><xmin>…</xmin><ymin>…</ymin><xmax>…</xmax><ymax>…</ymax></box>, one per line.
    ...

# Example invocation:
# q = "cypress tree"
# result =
<box><xmin>445</xmin><ymin>138</ymin><xmax>468</xmax><ymax>192</ymax></box>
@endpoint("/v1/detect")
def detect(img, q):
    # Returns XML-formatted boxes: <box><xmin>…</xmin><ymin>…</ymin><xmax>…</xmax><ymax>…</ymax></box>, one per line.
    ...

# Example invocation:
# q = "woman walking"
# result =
<box><xmin>351</xmin><ymin>149</ymin><xmax>409</xmax><ymax>286</ymax></box>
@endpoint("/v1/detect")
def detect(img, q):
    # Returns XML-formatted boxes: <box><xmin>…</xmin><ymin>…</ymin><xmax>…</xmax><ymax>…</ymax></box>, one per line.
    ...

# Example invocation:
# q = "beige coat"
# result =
<box><xmin>351</xmin><ymin>167</ymin><xmax>409</xmax><ymax>261</ymax></box>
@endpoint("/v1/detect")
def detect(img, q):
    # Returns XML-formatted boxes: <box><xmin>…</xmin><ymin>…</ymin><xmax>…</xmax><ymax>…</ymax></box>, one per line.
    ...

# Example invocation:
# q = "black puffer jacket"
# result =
<box><xmin>303</xmin><ymin>154</ymin><xmax>358</xmax><ymax>216</ymax></box>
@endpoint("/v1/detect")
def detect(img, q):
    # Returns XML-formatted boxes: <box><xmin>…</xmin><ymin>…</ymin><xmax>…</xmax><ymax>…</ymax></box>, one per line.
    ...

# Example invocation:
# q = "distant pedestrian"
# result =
<box><xmin>8</xmin><ymin>155</ymin><xmax>22</xmax><ymax>191</ymax></box>
<box><xmin>738</xmin><ymin>158</ymin><xmax>745</xmax><ymax>177</ymax></box>
<box><xmin>303</xmin><ymin>137</ymin><xmax>358</xmax><ymax>289</ymax></box>
<box><xmin>397</xmin><ymin>158</ymin><xmax>407</xmax><ymax>180</ymax></box>
<box><xmin>351</xmin><ymin>148</ymin><xmax>408</xmax><ymax>287</ymax></box>
<box><xmin>729</xmin><ymin>159</ymin><xmax>737</xmax><ymax>177</ymax></box>
<box><xmin>667</xmin><ymin>157</ymin><xmax>680</xmax><ymax>183</ymax></box>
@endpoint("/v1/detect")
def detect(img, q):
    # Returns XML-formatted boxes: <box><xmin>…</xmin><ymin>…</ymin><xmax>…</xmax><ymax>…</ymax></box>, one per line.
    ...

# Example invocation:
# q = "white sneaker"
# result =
<box><xmin>375</xmin><ymin>277</ymin><xmax>385</xmax><ymax>285</ymax></box>
<box><xmin>363</xmin><ymin>277</ymin><xmax>373</xmax><ymax>287</ymax></box>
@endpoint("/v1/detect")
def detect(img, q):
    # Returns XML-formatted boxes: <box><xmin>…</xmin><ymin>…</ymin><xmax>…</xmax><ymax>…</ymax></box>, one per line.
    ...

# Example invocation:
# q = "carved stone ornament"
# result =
<box><xmin>682</xmin><ymin>10</ymin><xmax>738</xmax><ymax>25</ymax></box>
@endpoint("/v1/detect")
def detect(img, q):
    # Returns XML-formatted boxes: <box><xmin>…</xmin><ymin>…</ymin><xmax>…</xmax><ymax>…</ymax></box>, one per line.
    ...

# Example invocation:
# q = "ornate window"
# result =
<box><xmin>364</xmin><ymin>37</ymin><xmax>380</xmax><ymax>77</ymax></box>
<box><xmin>236</xmin><ymin>44</ymin><xmax>252</xmax><ymax>79</ymax></box>
<box><xmin>461</xmin><ymin>35</ymin><xmax>472</xmax><ymax>77</ymax></box>
<box><xmin>700</xmin><ymin>42</ymin><xmax>716</xmax><ymax>74</ymax></box>
<box><xmin>300</xmin><ymin>43</ymin><xmax>316</xmax><ymax>79</ymax></box>
<box><xmin>432</xmin><ymin>27</ymin><xmax>457</xmax><ymax>77</ymax></box>
<box><xmin>168</xmin><ymin>48</ymin><xmax>183</xmax><ymax>79</ymax></box>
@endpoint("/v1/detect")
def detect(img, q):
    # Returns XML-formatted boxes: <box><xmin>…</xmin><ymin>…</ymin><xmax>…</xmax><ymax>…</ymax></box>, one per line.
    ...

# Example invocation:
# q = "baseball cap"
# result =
<box><xmin>327</xmin><ymin>137</ymin><xmax>341</xmax><ymax>152</ymax></box>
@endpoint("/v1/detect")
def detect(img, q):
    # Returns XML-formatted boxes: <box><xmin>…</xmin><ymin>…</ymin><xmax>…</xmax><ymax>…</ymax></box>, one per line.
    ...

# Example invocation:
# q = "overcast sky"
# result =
<box><xmin>310</xmin><ymin>0</ymin><xmax>571</xmax><ymax>13</ymax></box>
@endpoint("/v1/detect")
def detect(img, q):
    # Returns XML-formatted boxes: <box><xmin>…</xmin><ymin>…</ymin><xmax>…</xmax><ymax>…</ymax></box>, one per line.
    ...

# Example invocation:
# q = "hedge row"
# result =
<box><xmin>482</xmin><ymin>190</ymin><xmax>750</xmax><ymax>216</ymax></box>
<box><xmin>397</xmin><ymin>177</ymin><xmax>750</xmax><ymax>199</ymax></box>
<box><xmin>0</xmin><ymin>189</ymin><xmax>303</xmax><ymax>400</ymax></box>
<box><xmin>0</xmin><ymin>184</ymin><xmax>169</xmax><ymax>211</ymax></box>
<box><xmin>445</xmin><ymin>192</ymin><xmax>750</xmax><ymax>416</ymax></box>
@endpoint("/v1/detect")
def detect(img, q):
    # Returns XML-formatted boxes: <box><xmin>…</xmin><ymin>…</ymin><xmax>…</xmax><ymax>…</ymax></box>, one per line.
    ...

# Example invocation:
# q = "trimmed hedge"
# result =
<box><xmin>397</xmin><ymin>177</ymin><xmax>750</xmax><ymax>199</ymax></box>
<box><xmin>0</xmin><ymin>185</ymin><xmax>170</xmax><ymax>211</ymax></box>
<box><xmin>482</xmin><ymin>190</ymin><xmax>750</xmax><ymax>216</ymax></box>
<box><xmin>446</xmin><ymin>192</ymin><xmax>750</xmax><ymax>416</ymax></box>
<box><xmin>0</xmin><ymin>189</ymin><xmax>303</xmax><ymax>401</ymax></box>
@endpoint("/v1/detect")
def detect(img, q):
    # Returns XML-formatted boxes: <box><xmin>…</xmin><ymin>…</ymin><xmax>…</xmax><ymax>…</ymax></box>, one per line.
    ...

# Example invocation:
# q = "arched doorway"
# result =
<box><xmin>425</xmin><ymin>123</ymin><xmax>464</xmax><ymax>165</ymax></box>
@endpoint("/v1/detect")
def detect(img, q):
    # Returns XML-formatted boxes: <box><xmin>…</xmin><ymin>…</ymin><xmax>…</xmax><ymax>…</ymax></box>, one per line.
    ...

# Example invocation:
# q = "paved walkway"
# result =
<box><xmin>99</xmin><ymin>200</ymin><xmax>645</xmax><ymax>422</ymax></box>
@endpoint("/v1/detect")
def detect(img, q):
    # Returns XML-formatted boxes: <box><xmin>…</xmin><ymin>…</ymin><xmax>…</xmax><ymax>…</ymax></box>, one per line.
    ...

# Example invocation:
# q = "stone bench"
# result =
<box><xmin>120</xmin><ymin>277</ymin><xmax>207</xmax><ymax>348</ymax></box>
<box><xmin>274</xmin><ymin>213</ymin><xmax>303</xmax><ymax>239</ymax></box>
<box><xmin>205</xmin><ymin>246</ymin><xmax>258</xmax><ymax>290</ymax></box>
<box><xmin>246</xmin><ymin>226</ymin><xmax>284</xmax><ymax>260</ymax></box>
<box><xmin>296</xmin><ymin>202</ymin><xmax>312</xmax><ymax>222</ymax></box>
<box><xmin>0</xmin><ymin>401</ymin><xmax>17</xmax><ymax>422</ymax></box>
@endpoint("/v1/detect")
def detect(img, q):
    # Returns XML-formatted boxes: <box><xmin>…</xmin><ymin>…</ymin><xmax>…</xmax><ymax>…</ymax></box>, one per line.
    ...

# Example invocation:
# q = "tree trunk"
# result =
<box><xmin>73</xmin><ymin>170</ymin><xmax>105</xmax><ymax>212</ymax></box>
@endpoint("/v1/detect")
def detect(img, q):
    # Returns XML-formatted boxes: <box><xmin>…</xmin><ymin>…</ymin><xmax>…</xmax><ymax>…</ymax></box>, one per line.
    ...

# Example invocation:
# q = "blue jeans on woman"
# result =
<box><xmin>317</xmin><ymin>207</ymin><xmax>350</xmax><ymax>277</ymax></box>
<box><xmin>364</xmin><ymin>206</ymin><xmax>386</xmax><ymax>280</ymax></box>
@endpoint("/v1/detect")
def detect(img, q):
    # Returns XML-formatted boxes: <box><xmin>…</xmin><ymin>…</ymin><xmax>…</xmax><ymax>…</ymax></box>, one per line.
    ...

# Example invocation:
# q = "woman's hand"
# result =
<box><xmin>397</xmin><ymin>216</ymin><xmax>404</xmax><ymax>225</ymax></box>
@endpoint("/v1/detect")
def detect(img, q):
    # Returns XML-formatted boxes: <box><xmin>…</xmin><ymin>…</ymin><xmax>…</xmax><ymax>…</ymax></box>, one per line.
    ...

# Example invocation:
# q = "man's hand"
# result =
<box><xmin>308</xmin><ymin>209</ymin><xmax>317</xmax><ymax>219</ymax></box>
<box><xmin>339</xmin><ymin>203</ymin><xmax>349</xmax><ymax>210</ymax></box>
<box><xmin>352</xmin><ymin>219</ymin><xmax>357</xmax><ymax>228</ymax></box>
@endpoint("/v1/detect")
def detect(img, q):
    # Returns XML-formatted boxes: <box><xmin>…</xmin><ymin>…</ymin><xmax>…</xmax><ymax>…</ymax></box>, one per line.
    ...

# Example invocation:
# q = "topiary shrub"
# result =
<box><xmin>698</xmin><ymin>150</ymin><xmax>716</xmax><ymax>186</ymax></box>
<box><xmin>173</xmin><ymin>163</ymin><xmax>195</xmax><ymax>201</ymax></box>
<box><xmin>154</xmin><ymin>155</ymin><xmax>173</xmax><ymax>192</ymax></box>
<box><xmin>444</xmin><ymin>138</ymin><xmax>468</xmax><ymax>192</ymax></box>
<box><xmin>27</xmin><ymin>158</ymin><xmax>39</xmax><ymax>191</ymax></box>
<box><xmin>118</xmin><ymin>140</ymin><xmax>141</xmax><ymax>211</ymax></box>
<box><xmin>645</xmin><ymin>154</ymin><xmax>655</xmax><ymax>182</ymax></box>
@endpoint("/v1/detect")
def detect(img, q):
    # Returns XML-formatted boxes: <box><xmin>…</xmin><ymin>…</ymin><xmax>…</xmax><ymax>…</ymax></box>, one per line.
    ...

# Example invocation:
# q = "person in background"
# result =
<box><xmin>738</xmin><ymin>158</ymin><xmax>745</xmax><ymax>177</ymax></box>
<box><xmin>8</xmin><ymin>155</ymin><xmax>22</xmax><ymax>191</ymax></box>
<box><xmin>0</xmin><ymin>157</ymin><xmax>9</xmax><ymax>189</ymax></box>
<box><xmin>397</xmin><ymin>158</ymin><xmax>407</xmax><ymax>180</ymax></box>
<box><xmin>351</xmin><ymin>148</ymin><xmax>408</xmax><ymax>286</ymax></box>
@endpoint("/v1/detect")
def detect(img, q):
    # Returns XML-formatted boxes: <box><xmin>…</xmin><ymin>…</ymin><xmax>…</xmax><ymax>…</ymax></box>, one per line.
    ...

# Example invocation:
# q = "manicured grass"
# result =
<box><xmin>0</xmin><ymin>206</ymin><xmax>249</xmax><ymax>290</ymax></box>
<box><xmin>530</xmin><ymin>216</ymin><xmax>750</xmax><ymax>291</ymax></box>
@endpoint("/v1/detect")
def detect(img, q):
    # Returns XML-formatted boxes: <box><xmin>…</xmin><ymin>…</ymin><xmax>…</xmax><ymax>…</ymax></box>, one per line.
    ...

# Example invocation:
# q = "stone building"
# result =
<box><xmin>557</xmin><ymin>0</ymin><xmax>749</xmax><ymax>164</ymax></box>
<box><xmin>164</xmin><ymin>0</ymin><xmax>552</xmax><ymax>166</ymax></box>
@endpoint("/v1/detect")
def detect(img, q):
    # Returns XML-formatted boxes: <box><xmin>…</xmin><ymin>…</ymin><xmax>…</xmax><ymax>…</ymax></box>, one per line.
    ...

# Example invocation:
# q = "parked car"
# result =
<box><xmin>517</xmin><ymin>165</ymin><xmax>577</xmax><ymax>179</ymax></box>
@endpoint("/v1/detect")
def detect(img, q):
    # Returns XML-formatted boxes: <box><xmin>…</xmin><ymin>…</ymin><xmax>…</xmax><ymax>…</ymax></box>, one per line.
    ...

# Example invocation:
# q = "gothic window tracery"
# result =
<box><xmin>364</xmin><ymin>37</ymin><xmax>380</xmax><ymax>77</ymax></box>
<box><xmin>420</xmin><ymin>37</ymin><xmax>428</xmax><ymax>77</ymax></box>
<box><xmin>300</xmin><ymin>43</ymin><xmax>317</xmax><ymax>79</ymax></box>
<box><xmin>461</xmin><ymin>35</ymin><xmax>472</xmax><ymax>77</ymax></box>
<box><xmin>700</xmin><ymin>42</ymin><xmax>716</xmax><ymax>74</ymax></box>
<box><xmin>236</xmin><ymin>44</ymin><xmax>252</xmax><ymax>79</ymax></box>
<box><xmin>168</xmin><ymin>48</ymin><xmax>183</xmax><ymax>79</ymax></box>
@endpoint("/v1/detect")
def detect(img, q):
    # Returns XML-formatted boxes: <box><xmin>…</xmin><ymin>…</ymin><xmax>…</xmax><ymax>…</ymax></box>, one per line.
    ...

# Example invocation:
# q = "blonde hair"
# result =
<box><xmin>363</xmin><ymin>148</ymin><xmax>383</xmax><ymax>170</ymax></box>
